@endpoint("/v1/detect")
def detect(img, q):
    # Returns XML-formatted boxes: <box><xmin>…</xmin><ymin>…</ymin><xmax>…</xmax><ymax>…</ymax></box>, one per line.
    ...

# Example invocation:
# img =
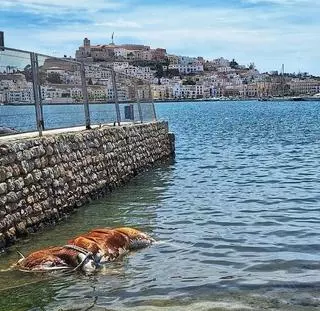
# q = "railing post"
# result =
<box><xmin>135</xmin><ymin>81</ymin><xmax>143</xmax><ymax>123</ymax></box>
<box><xmin>30</xmin><ymin>52</ymin><xmax>44</xmax><ymax>136</ymax></box>
<box><xmin>80</xmin><ymin>61</ymin><xmax>91</xmax><ymax>129</ymax></box>
<box><xmin>111</xmin><ymin>69</ymin><xmax>121</xmax><ymax>126</ymax></box>
<box><xmin>149</xmin><ymin>83</ymin><xmax>157</xmax><ymax>121</ymax></box>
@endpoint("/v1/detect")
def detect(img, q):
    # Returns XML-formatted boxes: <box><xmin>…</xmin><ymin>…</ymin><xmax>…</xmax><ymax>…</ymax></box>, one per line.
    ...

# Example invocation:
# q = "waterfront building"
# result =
<box><xmin>242</xmin><ymin>83</ymin><xmax>259</xmax><ymax>98</ymax></box>
<box><xmin>70</xmin><ymin>87</ymin><xmax>83</xmax><ymax>101</ymax></box>
<box><xmin>180</xmin><ymin>84</ymin><xmax>204</xmax><ymax>99</ymax></box>
<box><xmin>288</xmin><ymin>78</ymin><xmax>320</xmax><ymax>95</ymax></box>
<box><xmin>0</xmin><ymin>91</ymin><xmax>6</xmax><ymax>103</ymax></box>
<box><xmin>152</xmin><ymin>84</ymin><xmax>171</xmax><ymax>100</ymax></box>
<box><xmin>209</xmin><ymin>86</ymin><xmax>224</xmax><ymax>98</ymax></box>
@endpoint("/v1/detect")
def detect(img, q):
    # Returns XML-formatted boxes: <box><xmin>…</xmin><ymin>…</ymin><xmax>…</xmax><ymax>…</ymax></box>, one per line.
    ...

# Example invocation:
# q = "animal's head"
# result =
<box><xmin>76</xmin><ymin>253</ymin><xmax>97</xmax><ymax>273</ymax></box>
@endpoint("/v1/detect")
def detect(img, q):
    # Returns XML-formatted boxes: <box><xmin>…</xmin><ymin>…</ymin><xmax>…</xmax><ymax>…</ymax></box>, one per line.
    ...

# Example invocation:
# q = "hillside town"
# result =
<box><xmin>1</xmin><ymin>37</ymin><xmax>320</xmax><ymax>104</ymax></box>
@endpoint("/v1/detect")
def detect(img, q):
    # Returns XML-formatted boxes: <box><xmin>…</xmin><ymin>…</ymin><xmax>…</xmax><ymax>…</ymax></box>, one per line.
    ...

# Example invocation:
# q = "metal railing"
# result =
<box><xmin>0</xmin><ymin>46</ymin><xmax>157</xmax><ymax>136</ymax></box>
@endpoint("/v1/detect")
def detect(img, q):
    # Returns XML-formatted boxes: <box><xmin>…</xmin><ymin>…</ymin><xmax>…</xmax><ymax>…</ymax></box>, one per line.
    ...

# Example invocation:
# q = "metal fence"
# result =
<box><xmin>0</xmin><ymin>46</ymin><xmax>157</xmax><ymax>136</ymax></box>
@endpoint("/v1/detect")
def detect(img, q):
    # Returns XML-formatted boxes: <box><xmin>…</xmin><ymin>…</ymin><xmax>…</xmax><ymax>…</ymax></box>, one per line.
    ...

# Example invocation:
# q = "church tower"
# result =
<box><xmin>84</xmin><ymin>37</ymin><xmax>90</xmax><ymax>47</ymax></box>
<box><xmin>83</xmin><ymin>37</ymin><xmax>91</xmax><ymax>56</ymax></box>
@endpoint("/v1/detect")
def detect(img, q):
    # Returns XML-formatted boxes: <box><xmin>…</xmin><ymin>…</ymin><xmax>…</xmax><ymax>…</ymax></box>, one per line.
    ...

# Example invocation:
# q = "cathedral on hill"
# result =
<box><xmin>75</xmin><ymin>36</ymin><xmax>167</xmax><ymax>62</ymax></box>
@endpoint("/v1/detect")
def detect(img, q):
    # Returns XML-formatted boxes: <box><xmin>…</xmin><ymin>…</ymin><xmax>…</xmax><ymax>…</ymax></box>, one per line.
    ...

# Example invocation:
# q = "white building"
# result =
<box><xmin>152</xmin><ymin>84</ymin><xmax>170</xmax><ymax>100</ymax></box>
<box><xmin>7</xmin><ymin>87</ymin><xmax>34</xmax><ymax>103</ymax></box>
<box><xmin>212</xmin><ymin>57</ymin><xmax>230</xmax><ymax>67</ymax></box>
<box><xmin>113</xmin><ymin>62</ymin><xmax>129</xmax><ymax>71</ymax></box>
<box><xmin>169</xmin><ymin>62</ymin><xmax>204</xmax><ymax>75</ymax></box>
<box><xmin>114</xmin><ymin>48</ymin><xmax>128</xmax><ymax>58</ymax></box>
<box><xmin>178</xmin><ymin>56</ymin><xmax>198</xmax><ymax>65</ymax></box>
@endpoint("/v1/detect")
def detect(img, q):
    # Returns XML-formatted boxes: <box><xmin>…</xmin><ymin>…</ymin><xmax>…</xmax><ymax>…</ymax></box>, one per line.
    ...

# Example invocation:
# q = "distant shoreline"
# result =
<box><xmin>0</xmin><ymin>97</ymin><xmax>316</xmax><ymax>106</ymax></box>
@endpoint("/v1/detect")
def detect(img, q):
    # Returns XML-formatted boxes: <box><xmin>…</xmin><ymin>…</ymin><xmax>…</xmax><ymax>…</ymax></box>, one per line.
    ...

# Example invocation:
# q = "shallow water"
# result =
<box><xmin>0</xmin><ymin>101</ymin><xmax>320</xmax><ymax>310</ymax></box>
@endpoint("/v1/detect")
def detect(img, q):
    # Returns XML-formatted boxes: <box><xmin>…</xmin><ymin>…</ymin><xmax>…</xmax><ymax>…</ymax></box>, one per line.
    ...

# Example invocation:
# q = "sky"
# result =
<box><xmin>1</xmin><ymin>0</ymin><xmax>320</xmax><ymax>75</ymax></box>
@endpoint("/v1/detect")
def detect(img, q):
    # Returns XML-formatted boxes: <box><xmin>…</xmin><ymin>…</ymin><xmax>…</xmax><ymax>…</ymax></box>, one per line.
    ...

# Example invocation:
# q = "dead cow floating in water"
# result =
<box><xmin>15</xmin><ymin>227</ymin><xmax>154</xmax><ymax>273</ymax></box>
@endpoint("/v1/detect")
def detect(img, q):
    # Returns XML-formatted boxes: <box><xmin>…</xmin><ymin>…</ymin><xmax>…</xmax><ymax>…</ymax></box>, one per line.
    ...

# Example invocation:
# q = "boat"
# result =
<box><xmin>301</xmin><ymin>93</ymin><xmax>320</xmax><ymax>101</ymax></box>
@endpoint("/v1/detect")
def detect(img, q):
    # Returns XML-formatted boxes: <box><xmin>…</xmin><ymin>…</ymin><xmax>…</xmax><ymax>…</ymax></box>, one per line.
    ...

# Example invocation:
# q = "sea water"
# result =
<box><xmin>0</xmin><ymin>101</ymin><xmax>319</xmax><ymax>310</ymax></box>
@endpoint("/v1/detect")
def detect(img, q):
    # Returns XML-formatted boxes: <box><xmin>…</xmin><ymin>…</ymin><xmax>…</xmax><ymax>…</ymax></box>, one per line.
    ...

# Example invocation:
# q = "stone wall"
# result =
<box><xmin>0</xmin><ymin>121</ymin><xmax>175</xmax><ymax>249</ymax></box>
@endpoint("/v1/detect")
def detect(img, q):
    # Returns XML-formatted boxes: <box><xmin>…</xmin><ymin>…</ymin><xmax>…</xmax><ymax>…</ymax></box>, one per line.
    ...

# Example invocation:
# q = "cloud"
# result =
<box><xmin>95</xmin><ymin>19</ymin><xmax>142</xmax><ymax>29</ymax></box>
<box><xmin>244</xmin><ymin>0</ymin><xmax>317</xmax><ymax>4</ymax></box>
<box><xmin>2</xmin><ymin>0</ymin><xmax>123</xmax><ymax>11</ymax></box>
<box><xmin>1</xmin><ymin>0</ymin><xmax>320</xmax><ymax>74</ymax></box>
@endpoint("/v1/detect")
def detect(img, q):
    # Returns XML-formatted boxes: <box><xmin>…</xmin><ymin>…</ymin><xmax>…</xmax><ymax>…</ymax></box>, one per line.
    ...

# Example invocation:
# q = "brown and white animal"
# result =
<box><xmin>68</xmin><ymin>227</ymin><xmax>155</xmax><ymax>262</ymax></box>
<box><xmin>15</xmin><ymin>227</ymin><xmax>154</xmax><ymax>273</ymax></box>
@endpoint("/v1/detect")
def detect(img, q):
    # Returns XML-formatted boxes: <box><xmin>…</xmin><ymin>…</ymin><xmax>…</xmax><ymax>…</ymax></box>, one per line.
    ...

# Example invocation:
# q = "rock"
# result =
<box><xmin>32</xmin><ymin>169</ymin><xmax>42</xmax><ymax>182</ymax></box>
<box><xmin>16</xmin><ymin>221</ymin><xmax>27</xmax><ymax>236</ymax></box>
<box><xmin>6</xmin><ymin>192</ymin><xmax>18</xmax><ymax>203</ymax></box>
<box><xmin>14</xmin><ymin>178</ymin><xmax>25</xmax><ymax>191</ymax></box>
<box><xmin>12</xmin><ymin>164</ymin><xmax>21</xmax><ymax>176</ymax></box>
<box><xmin>22</xmin><ymin>149</ymin><xmax>32</xmax><ymax>160</ymax></box>
<box><xmin>0</xmin><ymin>182</ymin><xmax>7</xmax><ymax>195</ymax></box>
<box><xmin>45</xmin><ymin>145</ymin><xmax>54</xmax><ymax>156</ymax></box>
<box><xmin>0</xmin><ymin>167</ymin><xmax>7</xmax><ymax>182</ymax></box>
<box><xmin>20</xmin><ymin>160</ymin><xmax>30</xmax><ymax>174</ymax></box>
<box><xmin>0</xmin><ymin>196</ymin><xmax>7</xmax><ymax>207</ymax></box>
<box><xmin>24</xmin><ymin>173</ymin><xmax>34</xmax><ymax>186</ymax></box>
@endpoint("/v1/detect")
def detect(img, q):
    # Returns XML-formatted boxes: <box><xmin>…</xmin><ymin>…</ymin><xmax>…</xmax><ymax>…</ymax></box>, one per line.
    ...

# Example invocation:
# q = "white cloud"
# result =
<box><xmin>2</xmin><ymin>0</ymin><xmax>123</xmax><ymax>14</ymax></box>
<box><xmin>244</xmin><ymin>0</ymin><xmax>317</xmax><ymax>4</ymax></box>
<box><xmin>2</xmin><ymin>1</ymin><xmax>320</xmax><ymax>74</ymax></box>
<box><xmin>95</xmin><ymin>19</ymin><xmax>142</xmax><ymax>29</ymax></box>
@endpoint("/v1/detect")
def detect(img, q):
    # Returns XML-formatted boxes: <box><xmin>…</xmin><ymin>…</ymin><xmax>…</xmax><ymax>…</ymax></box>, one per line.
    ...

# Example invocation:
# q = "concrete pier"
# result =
<box><xmin>0</xmin><ymin>121</ymin><xmax>175</xmax><ymax>249</ymax></box>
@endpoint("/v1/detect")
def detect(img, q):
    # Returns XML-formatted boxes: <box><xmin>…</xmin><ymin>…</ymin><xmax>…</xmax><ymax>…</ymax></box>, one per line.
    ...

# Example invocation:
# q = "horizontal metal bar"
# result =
<box><xmin>0</xmin><ymin>46</ymin><xmax>33</xmax><ymax>54</ymax></box>
<box><xmin>0</xmin><ymin>46</ymin><xmax>82</xmax><ymax>65</ymax></box>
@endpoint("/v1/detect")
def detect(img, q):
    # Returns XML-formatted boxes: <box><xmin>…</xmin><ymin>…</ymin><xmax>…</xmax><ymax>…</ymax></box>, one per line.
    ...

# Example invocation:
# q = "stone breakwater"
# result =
<box><xmin>0</xmin><ymin>121</ymin><xmax>175</xmax><ymax>250</ymax></box>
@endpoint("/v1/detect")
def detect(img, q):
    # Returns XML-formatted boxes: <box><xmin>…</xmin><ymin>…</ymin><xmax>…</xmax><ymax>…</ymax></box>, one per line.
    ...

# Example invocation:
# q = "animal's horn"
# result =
<box><xmin>16</xmin><ymin>250</ymin><xmax>25</xmax><ymax>259</ymax></box>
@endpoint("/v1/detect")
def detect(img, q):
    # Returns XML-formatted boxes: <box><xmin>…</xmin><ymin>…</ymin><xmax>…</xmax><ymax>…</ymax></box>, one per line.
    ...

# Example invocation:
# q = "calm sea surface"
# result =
<box><xmin>0</xmin><ymin>101</ymin><xmax>320</xmax><ymax>310</ymax></box>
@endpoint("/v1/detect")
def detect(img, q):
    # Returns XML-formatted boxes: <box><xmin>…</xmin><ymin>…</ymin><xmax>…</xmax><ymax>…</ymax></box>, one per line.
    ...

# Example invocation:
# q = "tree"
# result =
<box><xmin>155</xmin><ymin>63</ymin><xmax>164</xmax><ymax>84</ymax></box>
<box><xmin>127</xmin><ymin>52</ymin><xmax>134</xmax><ymax>60</ymax></box>
<box><xmin>47</xmin><ymin>72</ymin><xmax>62</xmax><ymax>84</ymax></box>
<box><xmin>167</xmin><ymin>68</ymin><xmax>180</xmax><ymax>78</ymax></box>
<box><xmin>248</xmin><ymin>62</ymin><xmax>255</xmax><ymax>70</ymax></box>
<box><xmin>164</xmin><ymin>57</ymin><xmax>170</xmax><ymax>76</ymax></box>
<box><xmin>182</xmin><ymin>78</ymin><xmax>196</xmax><ymax>85</ymax></box>
<box><xmin>230</xmin><ymin>58</ymin><xmax>239</xmax><ymax>69</ymax></box>
<box><xmin>23</xmin><ymin>64</ymin><xmax>33</xmax><ymax>82</ymax></box>
<box><xmin>39</xmin><ymin>71</ymin><xmax>47</xmax><ymax>85</ymax></box>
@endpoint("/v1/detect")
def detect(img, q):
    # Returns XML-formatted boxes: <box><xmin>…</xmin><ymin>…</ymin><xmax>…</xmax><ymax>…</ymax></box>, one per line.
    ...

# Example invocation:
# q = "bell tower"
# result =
<box><xmin>84</xmin><ymin>37</ymin><xmax>90</xmax><ymax>47</ymax></box>
<box><xmin>83</xmin><ymin>37</ymin><xmax>91</xmax><ymax>56</ymax></box>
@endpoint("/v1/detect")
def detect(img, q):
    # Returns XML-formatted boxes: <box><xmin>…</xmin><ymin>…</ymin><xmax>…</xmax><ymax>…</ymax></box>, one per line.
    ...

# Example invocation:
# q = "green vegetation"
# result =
<box><xmin>230</xmin><ymin>58</ymin><xmax>239</xmax><ymax>69</ymax></box>
<box><xmin>47</xmin><ymin>72</ymin><xmax>62</xmax><ymax>84</ymax></box>
<box><xmin>182</xmin><ymin>77</ymin><xmax>196</xmax><ymax>85</ymax></box>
